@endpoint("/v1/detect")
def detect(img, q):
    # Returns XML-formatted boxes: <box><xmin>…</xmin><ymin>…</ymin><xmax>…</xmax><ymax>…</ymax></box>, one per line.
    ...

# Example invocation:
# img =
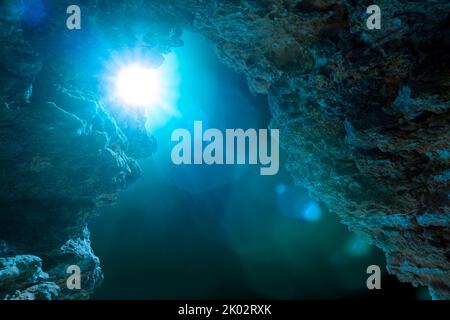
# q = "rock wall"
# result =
<box><xmin>188</xmin><ymin>0</ymin><xmax>450</xmax><ymax>299</ymax></box>
<box><xmin>0</xmin><ymin>0</ymin><xmax>448</xmax><ymax>299</ymax></box>
<box><xmin>0</xmin><ymin>0</ymin><xmax>161</xmax><ymax>299</ymax></box>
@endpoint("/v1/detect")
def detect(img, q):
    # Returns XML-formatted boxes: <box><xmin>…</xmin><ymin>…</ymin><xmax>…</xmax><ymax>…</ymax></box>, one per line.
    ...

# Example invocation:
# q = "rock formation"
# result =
<box><xmin>0</xmin><ymin>0</ymin><xmax>448</xmax><ymax>299</ymax></box>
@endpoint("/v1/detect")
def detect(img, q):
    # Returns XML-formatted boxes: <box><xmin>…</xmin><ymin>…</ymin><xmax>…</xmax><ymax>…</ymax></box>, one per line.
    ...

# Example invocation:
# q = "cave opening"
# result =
<box><xmin>88</xmin><ymin>32</ymin><xmax>418</xmax><ymax>299</ymax></box>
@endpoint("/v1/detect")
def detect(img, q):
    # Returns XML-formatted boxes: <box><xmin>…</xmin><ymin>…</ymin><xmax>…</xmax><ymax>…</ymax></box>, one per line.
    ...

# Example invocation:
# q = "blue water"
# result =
<box><xmin>89</xmin><ymin>33</ymin><xmax>412</xmax><ymax>299</ymax></box>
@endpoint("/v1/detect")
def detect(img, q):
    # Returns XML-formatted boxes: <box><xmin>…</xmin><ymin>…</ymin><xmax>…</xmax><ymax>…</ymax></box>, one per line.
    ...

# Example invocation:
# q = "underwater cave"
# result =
<box><xmin>0</xmin><ymin>0</ymin><xmax>449</xmax><ymax>301</ymax></box>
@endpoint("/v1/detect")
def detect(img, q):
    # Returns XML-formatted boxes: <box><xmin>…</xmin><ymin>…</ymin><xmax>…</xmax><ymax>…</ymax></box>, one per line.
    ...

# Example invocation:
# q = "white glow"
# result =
<box><xmin>104</xmin><ymin>52</ymin><xmax>180</xmax><ymax>131</ymax></box>
<box><xmin>115</xmin><ymin>64</ymin><xmax>161</xmax><ymax>108</ymax></box>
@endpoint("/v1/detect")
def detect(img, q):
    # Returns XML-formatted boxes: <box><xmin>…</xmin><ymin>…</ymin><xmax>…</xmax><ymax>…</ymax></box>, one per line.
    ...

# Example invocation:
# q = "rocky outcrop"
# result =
<box><xmin>0</xmin><ymin>0</ymin><xmax>448</xmax><ymax>299</ymax></box>
<box><xmin>0</xmin><ymin>0</ymin><xmax>158</xmax><ymax>299</ymax></box>
<box><xmin>186</xmin><ymin>0</ymin><xmax>450</xmax><ymax>298</ymax></box>
<box><xmin>0</xmin><ymin>255</ymin><xmax>58</xmax><ymax>300</ymax></box>
<box><xmin>187</xmin><ymin>0</ymin><xmax>450</xmax><ymax>298</ymax></box>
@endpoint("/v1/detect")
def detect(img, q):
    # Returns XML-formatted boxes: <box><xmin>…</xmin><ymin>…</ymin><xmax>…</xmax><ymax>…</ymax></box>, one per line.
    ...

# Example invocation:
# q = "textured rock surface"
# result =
<box><xmin>0</xmin><ymin>0</ymin><xmax>158</xmax><ymax>299</ymax></box>
<box><xmin>0</xmin><ymin>0</ymin><xmax>448</xmax><ymax>299</ymax></box>
<box><xmin>185</xmin><ymin>0</ymin><xmax>450</xmax><ymax>299</ymax></box>
<box><xmin>0</xmin><ymin>253</ymin><xmax>60</xmax><ymax>300</ymax></box>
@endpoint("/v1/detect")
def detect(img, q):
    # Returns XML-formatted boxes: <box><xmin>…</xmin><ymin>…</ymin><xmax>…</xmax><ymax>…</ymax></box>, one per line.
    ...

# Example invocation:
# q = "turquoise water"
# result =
<box><xmin>89</xmin><ymin>33</ymin><xmax>418</xmax><ymax>299</ymax></box>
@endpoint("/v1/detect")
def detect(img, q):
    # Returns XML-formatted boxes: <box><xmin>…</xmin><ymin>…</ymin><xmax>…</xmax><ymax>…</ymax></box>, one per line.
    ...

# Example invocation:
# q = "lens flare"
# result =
<box><xmin>300</xmin><ymin>201</ymin><xmax>322</xmax><ymax>222</ymax></box>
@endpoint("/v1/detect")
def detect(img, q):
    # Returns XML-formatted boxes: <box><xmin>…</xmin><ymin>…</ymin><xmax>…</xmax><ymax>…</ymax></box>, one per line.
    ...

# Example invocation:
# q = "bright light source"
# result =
<box><xmin>114</xmin><ymin>64</ymin><xmax>161</xmax><ymax>108</ymax></box>
<box><xmin>104</xmin><ymin>52</ymin><xmax>180</xmax><ymax>131</ymax></box>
